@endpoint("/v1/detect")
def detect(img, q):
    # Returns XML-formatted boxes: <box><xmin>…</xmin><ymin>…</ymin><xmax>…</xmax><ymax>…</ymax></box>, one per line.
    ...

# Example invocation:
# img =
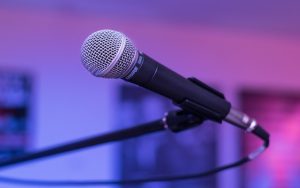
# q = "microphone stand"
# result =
<box><xmin>0</xmin><ymin>110</ymin><xmax>205</xmax><ymax>169</ymax></box>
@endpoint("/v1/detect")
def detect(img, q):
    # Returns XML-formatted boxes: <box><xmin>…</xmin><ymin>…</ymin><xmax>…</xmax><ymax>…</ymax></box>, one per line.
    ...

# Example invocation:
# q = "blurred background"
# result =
<box><xmin>0</xmin><ymin>0</ymin><xmax>299</xmax><ymax>187</ymax></box>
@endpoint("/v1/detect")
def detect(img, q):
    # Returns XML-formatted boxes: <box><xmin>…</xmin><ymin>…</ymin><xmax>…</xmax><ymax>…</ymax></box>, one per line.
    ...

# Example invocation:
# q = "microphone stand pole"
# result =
<box><xmin>0</xmin><ymin>110</ymin><xmax>205</xmax><ymax>169</ymax></box>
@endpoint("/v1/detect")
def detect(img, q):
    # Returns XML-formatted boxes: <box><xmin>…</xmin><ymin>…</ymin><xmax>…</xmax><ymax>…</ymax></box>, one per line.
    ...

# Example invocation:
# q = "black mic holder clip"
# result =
<box><xmin>164</xmin><ymin>110</ymin><xmax>206</xmax><ymax>132</ymax></box>
<box><xmin>173</xmin><ymin>77</ymin><xmax>229</xmax><ymax>123</ymax></box>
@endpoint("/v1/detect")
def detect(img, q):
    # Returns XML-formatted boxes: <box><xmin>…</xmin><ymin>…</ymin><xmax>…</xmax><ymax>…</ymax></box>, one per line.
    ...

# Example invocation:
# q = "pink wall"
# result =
<box><xmin>0</xmin><ymin>6</ymin><xmax>300</xmax><ymax>188</ymax></box>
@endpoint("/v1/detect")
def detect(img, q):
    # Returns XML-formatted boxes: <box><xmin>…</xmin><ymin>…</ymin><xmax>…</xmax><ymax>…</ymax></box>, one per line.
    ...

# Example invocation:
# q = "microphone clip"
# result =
<box><xmin>163</xmin><ymin>110</ymin><xmax>206</xmax><ymax>132</ymax></box>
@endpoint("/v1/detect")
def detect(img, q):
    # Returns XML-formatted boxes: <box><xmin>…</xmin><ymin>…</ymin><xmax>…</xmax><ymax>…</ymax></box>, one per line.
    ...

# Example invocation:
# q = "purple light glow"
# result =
<box><xmin>0</xmin><ymin>2</ymin><xmax>299</xmax><ymax>188</ymax></box>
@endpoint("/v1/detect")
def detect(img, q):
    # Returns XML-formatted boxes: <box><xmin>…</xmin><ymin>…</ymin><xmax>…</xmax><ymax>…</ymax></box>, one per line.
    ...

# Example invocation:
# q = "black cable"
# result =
<box><xmin>0</xmin><ymin>113</ymin><xmax>269</xmax><ymax>187</ymax></box>
<box><xmin>0</xmin><ymin>137</ymin><xmax>269</xmax><ymax>186</ymax></box>
<box><xmin>0</xmin><ymin>157</ymin><xmax>250</xmax><ymax>186</ymax></box>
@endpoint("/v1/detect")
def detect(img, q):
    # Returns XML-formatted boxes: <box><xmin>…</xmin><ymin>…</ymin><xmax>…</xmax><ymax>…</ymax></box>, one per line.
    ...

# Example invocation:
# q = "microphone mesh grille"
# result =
<box><xmin>81</xmin><ymin>29</ymin><xmax>137</xmax><ymax>78</ymax></box>
<box><xmin>105</xmin><ymin>37</ymin><xmax>136</xmax><ymax>78</ymax></box>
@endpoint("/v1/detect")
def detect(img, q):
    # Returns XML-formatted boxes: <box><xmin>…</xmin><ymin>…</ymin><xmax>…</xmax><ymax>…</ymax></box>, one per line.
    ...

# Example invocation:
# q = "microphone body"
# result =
<box><xmin>125</xmin><ymin>53</ymin><xmax>231</xmax><ymax>122</ymax></box>
<box><xmin>80</xmin><ymin>29</ymin><xmax>252</xmax><ymax>128</ymax></box>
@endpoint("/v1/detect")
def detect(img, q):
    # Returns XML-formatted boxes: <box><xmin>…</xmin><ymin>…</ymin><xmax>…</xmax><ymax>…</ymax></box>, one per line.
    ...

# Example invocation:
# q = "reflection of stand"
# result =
<box><xmin>0</xmin><ymin>110</ymin><xmax>205</xmax><ymax>168</ymax></box>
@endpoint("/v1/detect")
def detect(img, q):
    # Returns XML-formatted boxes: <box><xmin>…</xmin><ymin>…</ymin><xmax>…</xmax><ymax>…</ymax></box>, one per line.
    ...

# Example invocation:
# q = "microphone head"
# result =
<box><xmin>81</xmin><ymin>29</ymin><xmax>138</xmax><ymax>78</ymax></box>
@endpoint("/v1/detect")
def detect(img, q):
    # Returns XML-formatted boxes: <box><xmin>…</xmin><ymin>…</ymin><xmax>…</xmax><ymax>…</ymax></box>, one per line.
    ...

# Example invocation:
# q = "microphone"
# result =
<box><xmin>80</xmin><ymin>29</ymin><xmax>256</xmax><ymax>130</ymax></box>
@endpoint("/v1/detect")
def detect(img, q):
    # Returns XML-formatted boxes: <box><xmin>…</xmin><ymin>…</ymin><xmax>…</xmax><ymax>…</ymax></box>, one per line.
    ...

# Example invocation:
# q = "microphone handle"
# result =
<box><xmin>125</xmin><ymin>53</ymin><xmax>231</xmax><ymax>122</ymax></box>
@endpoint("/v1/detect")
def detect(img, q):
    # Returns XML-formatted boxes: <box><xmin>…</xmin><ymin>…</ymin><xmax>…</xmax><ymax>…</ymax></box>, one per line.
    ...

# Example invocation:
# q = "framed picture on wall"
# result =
<box><xmin>117</xmin><ymin>84</ymin><xmax>219</xmax><ymax>188</ymax></box>
<box><xmin>0</xmin><ymin>71</ymin><xmax>31</xmax><ymax>159</ymax></box>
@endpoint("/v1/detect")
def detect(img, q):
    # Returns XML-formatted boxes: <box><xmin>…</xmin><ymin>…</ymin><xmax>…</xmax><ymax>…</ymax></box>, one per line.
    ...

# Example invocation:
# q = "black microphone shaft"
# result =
<box><xmin>125</xmin><ymin>53</ymin><xmax>231</xmax><ymax>122</ymax></box>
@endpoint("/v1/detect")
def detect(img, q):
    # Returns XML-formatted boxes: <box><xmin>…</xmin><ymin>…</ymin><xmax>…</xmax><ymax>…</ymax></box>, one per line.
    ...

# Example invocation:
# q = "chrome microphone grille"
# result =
<box><xmin>81</xmin><ymin>29</ymin><xmax>138</xmax><ymax>78</ymax></box>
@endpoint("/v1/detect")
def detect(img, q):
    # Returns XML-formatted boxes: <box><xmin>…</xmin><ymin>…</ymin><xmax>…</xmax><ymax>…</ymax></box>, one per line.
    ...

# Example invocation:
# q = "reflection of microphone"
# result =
<box><xmin>80</xmin><ymin>29</ymin><xmax>255</xmax><ymax>130</ymax></box>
